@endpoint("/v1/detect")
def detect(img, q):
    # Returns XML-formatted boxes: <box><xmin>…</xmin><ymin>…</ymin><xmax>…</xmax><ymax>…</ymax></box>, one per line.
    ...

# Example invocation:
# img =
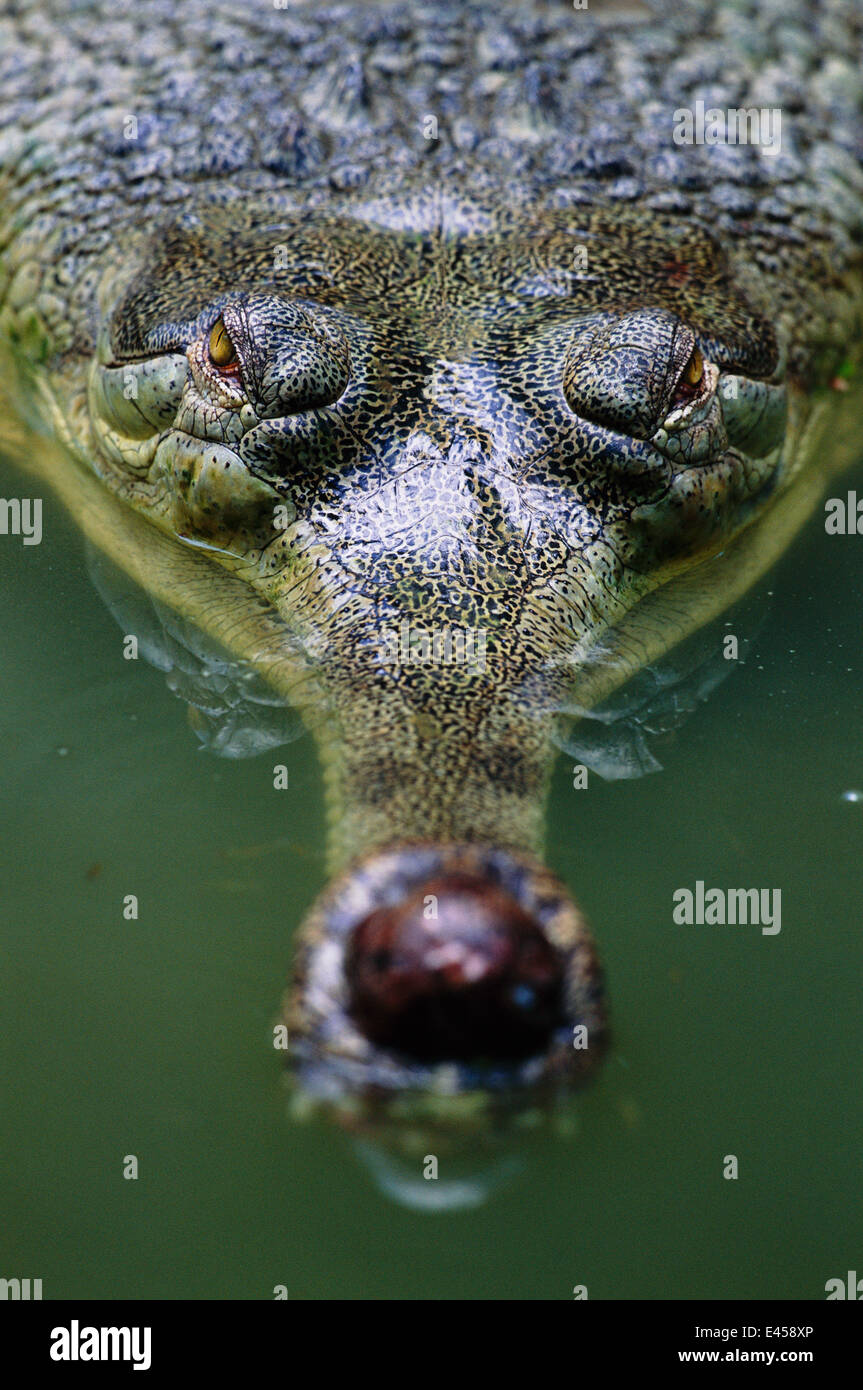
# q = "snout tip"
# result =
<box><xmin>287</xmin><ymin>841</ymin><xmax>607</xmax><ymax>1087</ymax></box>
<box><xmin>345</xmin><ymin>870</ymin><xmax>566</xmax><ymax>1062</ymax></box>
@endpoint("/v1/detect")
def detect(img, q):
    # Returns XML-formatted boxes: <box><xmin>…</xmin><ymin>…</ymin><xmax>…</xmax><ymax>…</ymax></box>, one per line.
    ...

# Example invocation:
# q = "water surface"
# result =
<box><xmin>1</xmin><ymin>450</ymin><xmax>861</xmax><ymax>1299</ymax></box>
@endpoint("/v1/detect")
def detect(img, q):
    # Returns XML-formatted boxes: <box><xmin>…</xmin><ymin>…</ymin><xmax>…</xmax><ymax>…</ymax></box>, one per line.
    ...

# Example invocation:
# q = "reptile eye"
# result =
<box><xmin>208</xmin><ymin>317</ymin><xmax>239</xmax><ymax>372</ymax></box>
<box><xmin>682</xmin><ymin>346</ymin><xmax>704</xmax><ymax>388</ymax></box>
<box><xmin>668</xmin><ymin>345</ymin><xmax>706</xmax><ymax>412</ymax></box>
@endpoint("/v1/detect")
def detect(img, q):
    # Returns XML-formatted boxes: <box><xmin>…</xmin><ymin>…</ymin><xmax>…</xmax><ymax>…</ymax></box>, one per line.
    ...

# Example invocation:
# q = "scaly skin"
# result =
<box><xmin>2</xmin><ymin>0</ymin><xmax>863</xmax><ymax>1123</ymax></box>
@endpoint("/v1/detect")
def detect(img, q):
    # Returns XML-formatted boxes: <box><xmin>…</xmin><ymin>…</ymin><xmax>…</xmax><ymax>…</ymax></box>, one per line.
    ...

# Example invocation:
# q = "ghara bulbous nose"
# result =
<box><xmin>286</xmin><ymin>842</ymin><xmax>607</xmax><ymax>1091</ymax></box>
<box><xmin>345</xmin><ymin>870</ymin><xmax>567</xmax><ymax>1062</ymax></box>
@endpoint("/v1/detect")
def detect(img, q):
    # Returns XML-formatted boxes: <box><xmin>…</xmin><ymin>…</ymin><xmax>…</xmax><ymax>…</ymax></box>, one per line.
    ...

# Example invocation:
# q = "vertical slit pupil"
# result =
<box><xmin>209</xmin><ymin>318</ymin><xmax>237</xmax><ymax>369</ymax></box>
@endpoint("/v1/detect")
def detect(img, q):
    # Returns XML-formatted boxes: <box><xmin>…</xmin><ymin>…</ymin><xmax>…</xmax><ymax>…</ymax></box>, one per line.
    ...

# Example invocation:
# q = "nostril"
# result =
<box><xmin>344</xmin><ymin>871</ymin><xmax>566</xmax><ymax>1063</ymax></box>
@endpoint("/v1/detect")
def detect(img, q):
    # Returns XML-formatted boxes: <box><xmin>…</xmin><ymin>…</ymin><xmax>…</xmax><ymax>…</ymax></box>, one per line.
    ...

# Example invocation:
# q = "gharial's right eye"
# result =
<box><xmin>682</xmin><ymin>345</ymin><xmax>704</xmax><ymax>388</ymax></box>
<box><xmin>562</xmin><ymin>308</ymin><xmax>699</xmax><ymax>441</ymax></box>
<box><xmin>208</xmin><ymin>317</ymin><xmax>240</xmax><ymax>372</ymax></box>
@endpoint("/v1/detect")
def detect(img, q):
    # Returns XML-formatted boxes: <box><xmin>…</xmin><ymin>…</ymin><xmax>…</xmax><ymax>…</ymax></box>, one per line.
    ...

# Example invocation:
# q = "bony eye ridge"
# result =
<box><xmin>208</xmin><ymin>316</ymin><xmax>240</xmax><ymax>373</ymax></box>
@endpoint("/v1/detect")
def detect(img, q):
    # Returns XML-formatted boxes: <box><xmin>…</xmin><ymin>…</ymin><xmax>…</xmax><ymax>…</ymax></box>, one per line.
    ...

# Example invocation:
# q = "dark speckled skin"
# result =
<box><xmin>1</xmin><ymin>0</ymin><xmax>863</xmax><ymax>1106</ymax></box>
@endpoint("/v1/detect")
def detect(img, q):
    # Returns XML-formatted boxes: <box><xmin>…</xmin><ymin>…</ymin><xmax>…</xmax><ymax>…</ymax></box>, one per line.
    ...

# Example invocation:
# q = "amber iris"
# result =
<box><xmin>208</xmin><ymin>316</ymin><xmax>239</xmax><ymax>371</ymax></box>
<box><xmin>683</xmin><ymin>345</ymin><xmax>704</xmax><ymax>387</ymax></box>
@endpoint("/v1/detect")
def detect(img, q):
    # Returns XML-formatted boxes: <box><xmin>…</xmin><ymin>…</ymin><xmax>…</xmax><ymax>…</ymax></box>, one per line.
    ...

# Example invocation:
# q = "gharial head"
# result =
<box><xmin>77</xmin><ymin>181</ymin><xmax>819</xmax><ymax>1112</ymax></box>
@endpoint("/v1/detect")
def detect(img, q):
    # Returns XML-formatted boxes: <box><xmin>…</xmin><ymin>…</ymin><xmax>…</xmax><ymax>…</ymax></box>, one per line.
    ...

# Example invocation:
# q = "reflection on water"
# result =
<box><xmin>86</xmin><ymin>543</ymin><xmax>306</xmax><ymax>761</ymax></box>
<box><xmin>352</xmin><ymin>1139</ymin><xmax>525</xmax><ymax>1213</ymax></box>
<box><xmin>553</xmin><ymin>588</ymin><xmax>767</xmax><ymax>781</ymax></box>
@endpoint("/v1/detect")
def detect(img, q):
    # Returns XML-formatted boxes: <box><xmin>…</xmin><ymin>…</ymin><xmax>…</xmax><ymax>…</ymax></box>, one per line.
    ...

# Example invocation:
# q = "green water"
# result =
<box><xmin>1</xmin><ymin>451</ymin><xmax>862</xmax><ymax>1300</ymax></box>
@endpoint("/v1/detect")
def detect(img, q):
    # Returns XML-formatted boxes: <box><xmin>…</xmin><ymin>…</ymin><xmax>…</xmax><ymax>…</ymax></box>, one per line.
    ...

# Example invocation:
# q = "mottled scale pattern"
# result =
<box><xmin>2</xmin><ymin>0</ymin><xmax>863</xmax><ymax>1101</ymax></box>
<box><xmin>1</xmin><ymin>0</ymin><xmax>863</xmax><ymax>366</ymax></box>
<box><xmin>0</xmin><ymin>0</ymin><xmax>862</xmax><ymax>863</ymax></box>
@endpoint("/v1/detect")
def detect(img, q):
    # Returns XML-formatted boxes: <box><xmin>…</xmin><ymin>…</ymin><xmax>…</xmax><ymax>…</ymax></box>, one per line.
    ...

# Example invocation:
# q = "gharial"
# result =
<box><xmin>1</xmin><ymin>0</ymin><xmax>862</xmax><ymax>1134</ymax></box>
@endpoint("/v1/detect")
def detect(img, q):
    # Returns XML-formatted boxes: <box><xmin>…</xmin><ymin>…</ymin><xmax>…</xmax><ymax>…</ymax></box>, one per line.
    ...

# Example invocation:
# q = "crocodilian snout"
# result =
<box><xmin>285</xmin><ymin>841</ymin><xmax>607</xmax><ymax>1103</ymax></box>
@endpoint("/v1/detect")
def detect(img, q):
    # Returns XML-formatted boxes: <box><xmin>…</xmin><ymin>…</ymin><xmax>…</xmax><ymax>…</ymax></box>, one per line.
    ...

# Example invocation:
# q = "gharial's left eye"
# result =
<box><xmin>208</xmin><ymin>317</ymin><xmax>239</xmax><ymax>372</ymax></box>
